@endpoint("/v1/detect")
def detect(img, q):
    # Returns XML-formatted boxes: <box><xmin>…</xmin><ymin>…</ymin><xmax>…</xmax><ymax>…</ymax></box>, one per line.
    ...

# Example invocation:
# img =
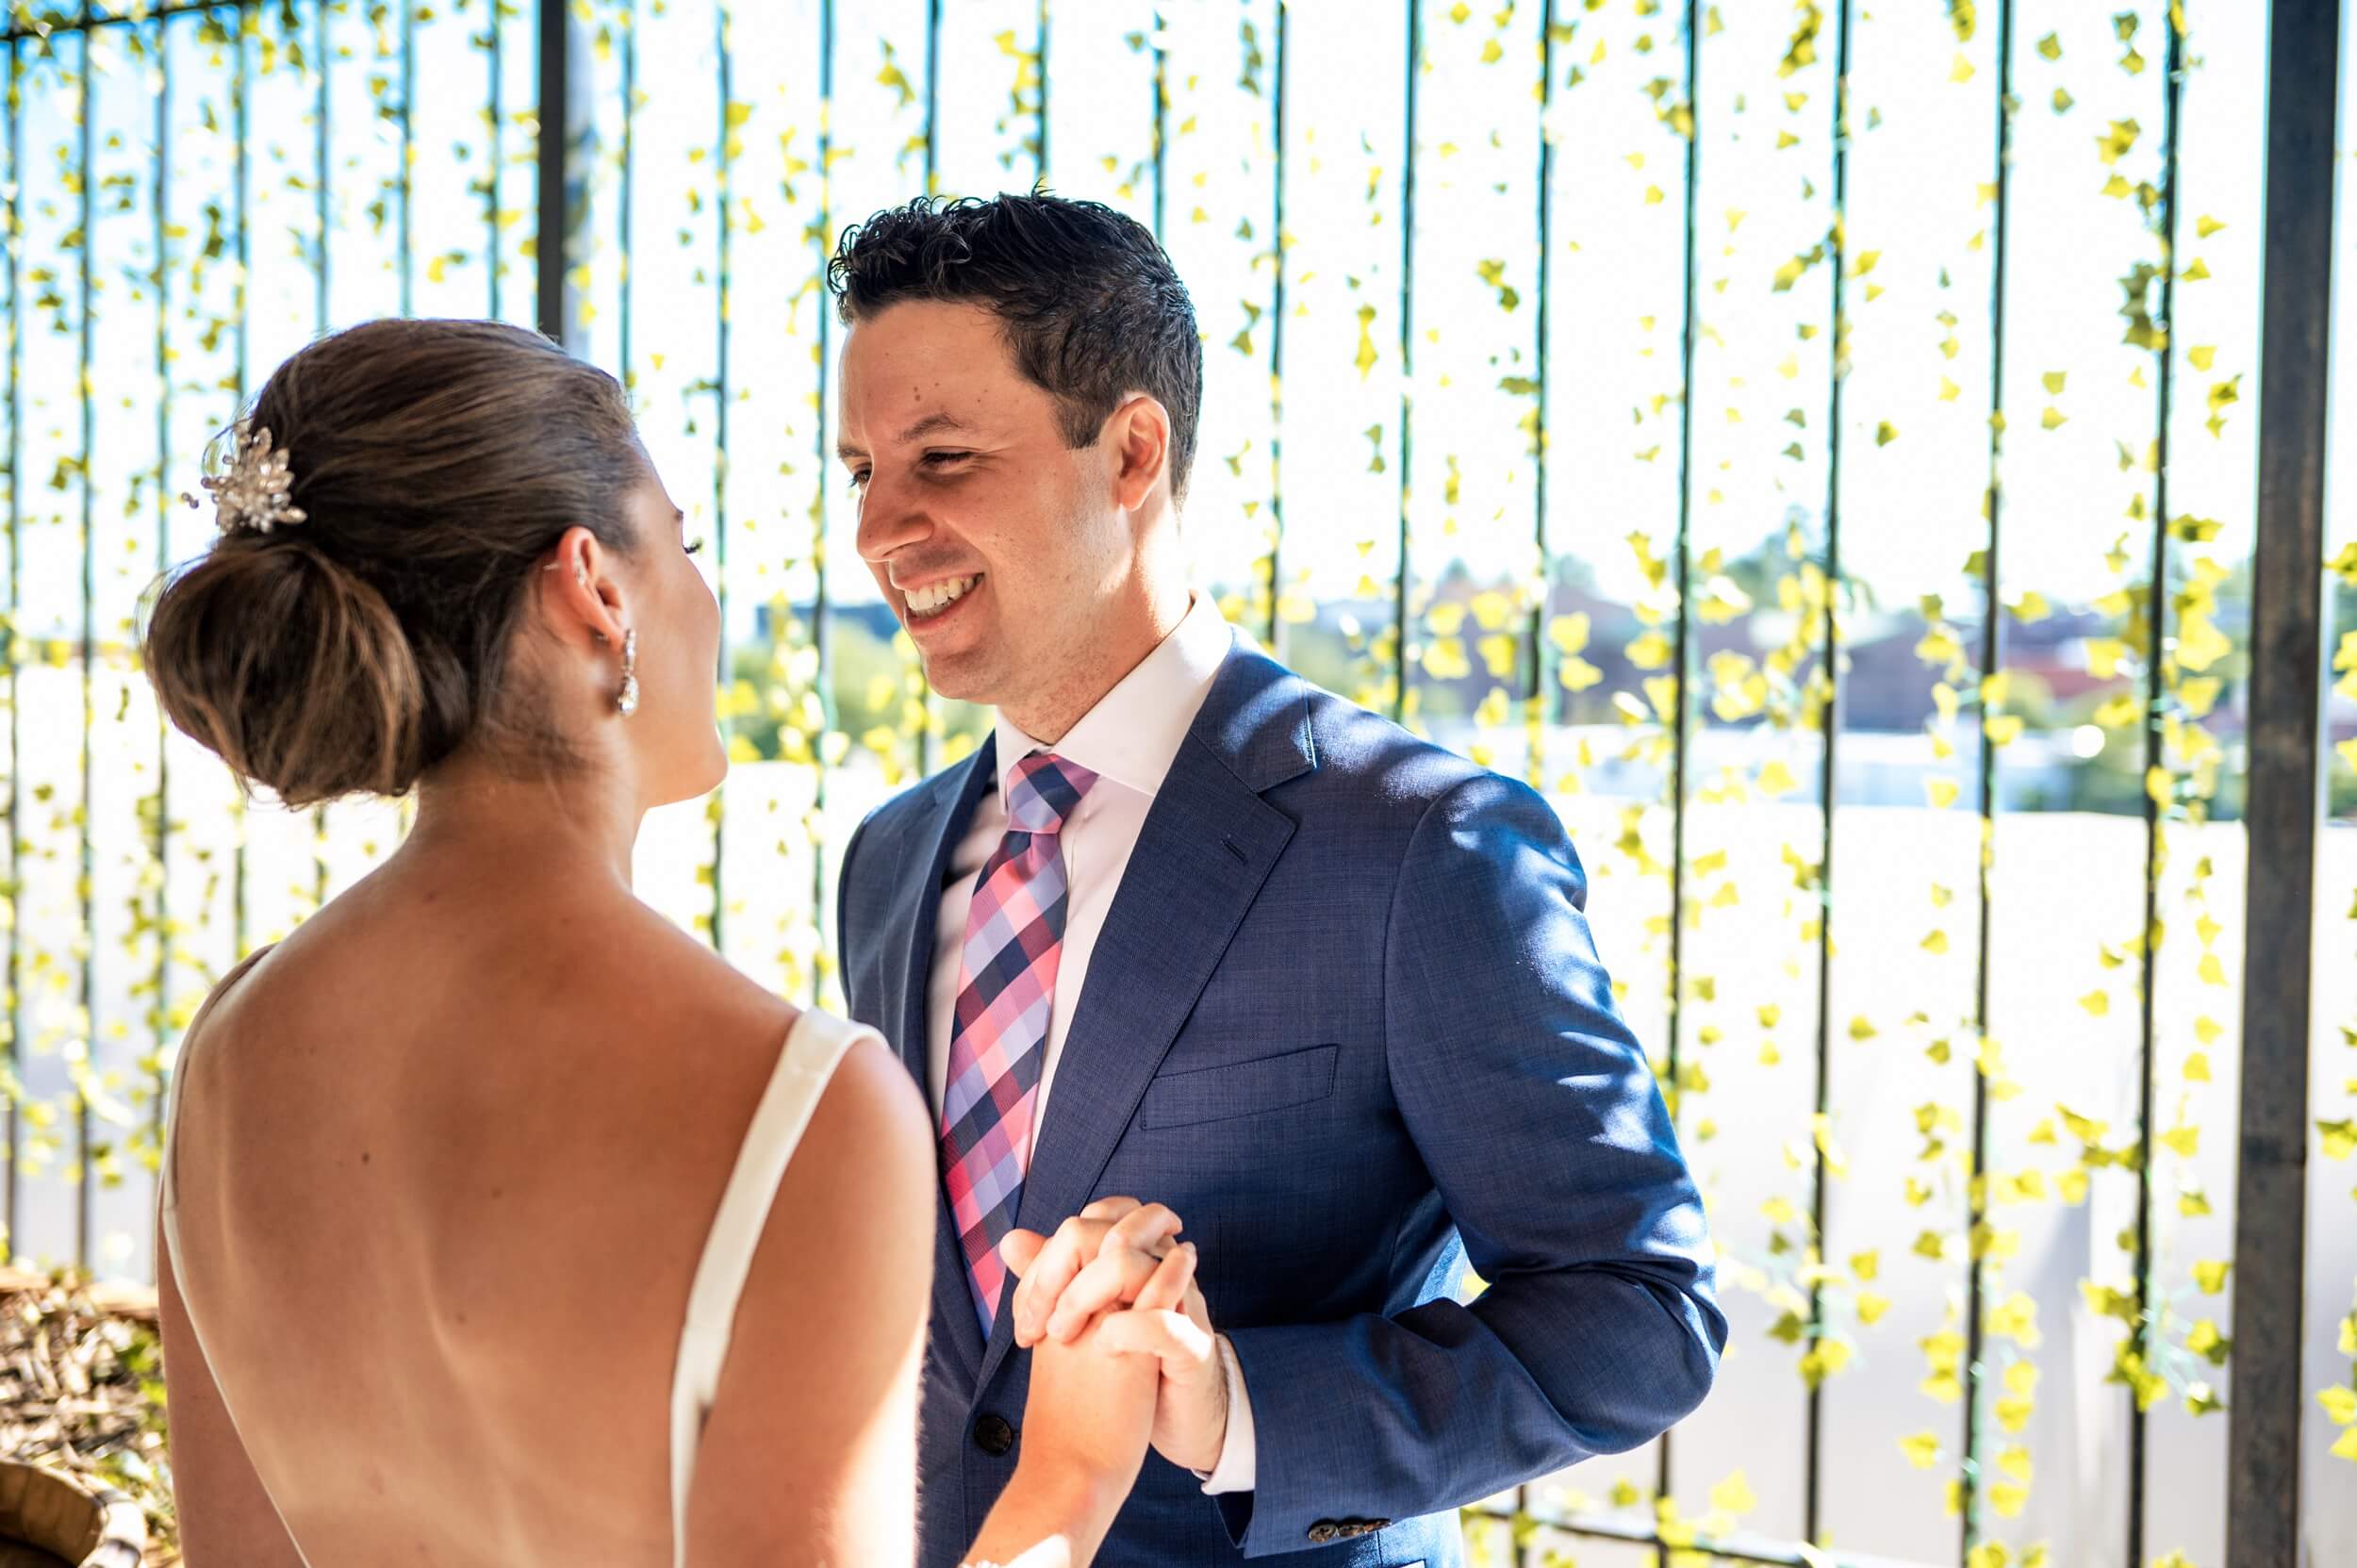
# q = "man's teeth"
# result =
<box><xmin>906</xmin><ymin>575</ymin><xmax>981</xmax><ymax>617</ymax></box>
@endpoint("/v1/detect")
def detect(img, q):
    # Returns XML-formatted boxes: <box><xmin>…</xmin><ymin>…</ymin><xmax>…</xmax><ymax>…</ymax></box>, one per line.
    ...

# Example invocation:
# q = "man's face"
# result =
<box><xmin>838</xmin><ymin>299</ymin><xmax>1132</xmax><ymax>717</ymax></box>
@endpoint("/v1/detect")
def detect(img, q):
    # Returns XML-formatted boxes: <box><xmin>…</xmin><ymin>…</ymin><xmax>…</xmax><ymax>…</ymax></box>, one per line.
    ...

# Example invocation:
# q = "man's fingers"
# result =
<box><xmin>1131</xmin><ymin>1241</ymin><xmax>1197</xmax><ymax>1315</ymax></box>
<box><xmin>1044</xmin><ymin>1247</ymin><xmax>1167</xmax><ymax>1343</ymax></box>
<box><xmin>1094</xmin><ymin>1306</ymin><xmax>1217</xmax><ymax>1368</ymax></box>
<box><xmin>1096</xmin><ymin>1202</ymin><xmax>1183</xmax><ymax>1263</ymax></box>
<box><xmin>998</xmin><ymin>1229</ymin><xmax>1047</xmax><ymax>1279</ymax></box>
<box><xmin>1012</xmin><ymin>1203</ymin><xmax>1186</xmax><ymax>1346</ymax></box>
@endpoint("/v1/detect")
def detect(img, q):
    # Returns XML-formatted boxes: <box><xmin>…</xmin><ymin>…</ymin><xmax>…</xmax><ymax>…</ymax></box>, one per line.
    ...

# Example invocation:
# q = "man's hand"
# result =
<box><xmin>1001</xmin><ymin>1197</ymin><xmax>1230</xmax><ymax>1475</ymax></box>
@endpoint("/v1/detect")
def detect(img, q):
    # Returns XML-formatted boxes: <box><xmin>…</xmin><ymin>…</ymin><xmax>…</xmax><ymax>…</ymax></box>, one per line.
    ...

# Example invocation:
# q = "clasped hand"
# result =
<box><xmin>999</xmin><ymin>1198</ymin><xmax>1228</xmax><ymax>1477</ymax></box>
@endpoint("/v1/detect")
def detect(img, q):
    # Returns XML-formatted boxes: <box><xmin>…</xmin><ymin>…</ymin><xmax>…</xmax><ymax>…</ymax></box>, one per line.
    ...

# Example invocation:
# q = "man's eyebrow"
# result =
<box><xmin>836</xmin><ymin>411</ymin><xmax>975</xmax><ymax>463</ymax></box>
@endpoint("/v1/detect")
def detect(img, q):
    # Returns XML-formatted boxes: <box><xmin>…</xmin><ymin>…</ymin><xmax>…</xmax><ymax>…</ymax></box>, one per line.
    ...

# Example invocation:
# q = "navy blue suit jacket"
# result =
<box><xmin>837</xmin><ymin>641</ymin><xmax>1724</xmax><ymax>1567</ymax></box>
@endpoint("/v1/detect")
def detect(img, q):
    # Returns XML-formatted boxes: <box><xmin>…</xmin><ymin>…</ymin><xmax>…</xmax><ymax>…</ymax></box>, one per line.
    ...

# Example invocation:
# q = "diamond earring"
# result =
<box><xmin>617</xmin><ymin>628</ymin><xmax>640</xmax><ymax>718</ymax></box>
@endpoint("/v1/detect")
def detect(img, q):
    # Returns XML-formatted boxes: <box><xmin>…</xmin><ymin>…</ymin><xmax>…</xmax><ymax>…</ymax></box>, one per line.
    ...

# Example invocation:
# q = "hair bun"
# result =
<box><xmin>143</xmin><ymin>534</ymin><xmax>428</xmax><ymax>806</ymax></box>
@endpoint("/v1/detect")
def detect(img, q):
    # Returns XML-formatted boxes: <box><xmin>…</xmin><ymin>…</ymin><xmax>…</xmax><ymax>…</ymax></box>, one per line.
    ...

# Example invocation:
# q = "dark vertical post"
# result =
<box><xmin>486</xmin><ymin>0</ymin><xmax>503</xmax><ymax>322</ymax></box>
<box><xmin>312</xmin><ymin>0</ymin><xmax>332</xmax><ymax>910</ymax></box>
<box><xmin>3</xmin><ymin>34</ymin><xmax>19</xmax><ymax>1262</ymax></box>
<box><xmin>75</xmin><ymin>4</ymin><xmax>98</xmax><ymax>1273</ymax></box>
<box><xmin>618</xmin><ymin>0</ymin><xmax>635</xmax><ymax>385</ymax></box>
<box><xmin>1525</xmin><ymin>0</ymin><xmax>1554</xmax><ymax>797</ymax></box>
<box><xmin>2130</xmin><ymin>11</ymin><xmax>2189</xmax><ymax>1565</ymax></box>
<box><xmin>1963</xmin><ymin>1</ymin><xmax>2018</xmax><ymax>1555</ymax></box>
<box><xmin>811</xmin><ymin>0</ymin><xmax>836</xmax><ymax>1006</ymax></box>
<box><xmin>1805</xmin><ymin>0</ymin><xmax>1854</xmax><ymax>1545</ymax></box>
<box><xmin>1390</xmin><ymin>0</ymin><xmax>1420</xmax><ymax>728</ymax></box>
<box><xmin>1149</xmin><ymin>21</ymin><xmax>1165</xmax><ymax>241</ymax></box>
<box><xmin>2226</xmin><ymin>2</ymin><xmax>2340</xmax><ymax>1565</ymax></box>
<box><xmin>229</xmin><ymin>0</ymin><xmax>251</xmax><ymax>958</ymax></box>
<box><xmin>1658</xmin><ymin>0</ymin><xmax>1702</xmax><ymax>1513</ymax></box>
<box><xmin>149</xmin><ymin>12</ymin><xmax>174</xmax><ymax>1195</ymax></box>
<box><xmin>1261</xmin><ymin>1</ymin><xmax>1287</xmax><ymax>661</ymax></box>
<box><xmin>401</xmin><ymin>0</ymin><xmax>416</xmax><ymax>320</ymax></box>
<box><xmin>1032</xmin><ymin>0</ymin><xmax>1047</xmax><ymax>186</ymax></box>
<box><xmin>535</xmin><ymin>0</ymin><xmax>569</xmax><ymax>344</ymax></box>
<box><xmin>711</xmin><ymin>0</ymin><xmax>733</xmax><ymax>953</ymax></box>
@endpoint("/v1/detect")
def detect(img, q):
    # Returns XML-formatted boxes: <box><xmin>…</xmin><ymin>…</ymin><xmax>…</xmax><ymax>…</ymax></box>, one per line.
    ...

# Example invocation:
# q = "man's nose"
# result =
<box><xmin>853</xmin><ymin>473</ymin><xmax>931</xmax><ymax>566</ymax></box>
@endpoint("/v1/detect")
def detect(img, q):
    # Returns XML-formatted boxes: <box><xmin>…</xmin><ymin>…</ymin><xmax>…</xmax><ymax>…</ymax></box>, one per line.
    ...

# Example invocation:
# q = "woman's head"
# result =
<box><xmin>142</xmin><ymin>318</ymin><xmax>723</xmax><ymax>810</ymax></box>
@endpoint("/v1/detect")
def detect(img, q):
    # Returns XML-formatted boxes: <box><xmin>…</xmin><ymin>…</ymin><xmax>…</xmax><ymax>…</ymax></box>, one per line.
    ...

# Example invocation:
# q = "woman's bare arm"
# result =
<box><xmin>157</xmin><ymin>1219</ymin><xmax>309</xmax><ymax>1568</ymax></box>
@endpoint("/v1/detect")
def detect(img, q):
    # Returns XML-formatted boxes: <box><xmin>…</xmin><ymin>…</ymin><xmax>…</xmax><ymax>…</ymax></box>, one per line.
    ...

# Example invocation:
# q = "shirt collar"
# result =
<box><xmin>993</xmin><ymin>595</ymin><xmax>1235</xmax><ymax>806</ymax></box>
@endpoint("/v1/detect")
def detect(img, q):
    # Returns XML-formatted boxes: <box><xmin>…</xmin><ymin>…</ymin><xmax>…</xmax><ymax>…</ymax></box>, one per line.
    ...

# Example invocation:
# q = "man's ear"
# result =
<box><xmin>1108</xmin><ymin>394</ymin><xmax>1172</xmax><ymax>514</ymax></box>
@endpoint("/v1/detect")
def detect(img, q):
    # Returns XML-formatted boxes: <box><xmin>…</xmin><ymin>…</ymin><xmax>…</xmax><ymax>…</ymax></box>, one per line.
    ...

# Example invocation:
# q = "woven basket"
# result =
<box><xmin>0</xmin><ymin>1462</ymin><xmax>144</xmax><ymax>1568</ymax></box>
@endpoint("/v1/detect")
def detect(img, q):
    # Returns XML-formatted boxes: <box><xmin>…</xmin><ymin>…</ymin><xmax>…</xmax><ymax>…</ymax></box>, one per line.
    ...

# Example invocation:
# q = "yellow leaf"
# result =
<box><xmin>1876</xmin><ymin>421</ymin><xmax>1900</xmax><ymax>446</ymax></box>
<box><xmin>1900</xmin><ymin>1430</ymin><xmax>1941</xmax><ymax>1470</ymax></box>
<box><xmin>2080</xmin><ymin>990</ymin><xmax>2110</xmax><ymax>1016</ymax></box>
<box><xmin>2321</xmin><ymin>1118</ymin><xmax>2357</xmax><ymax>1160</ymax></box>
<box><xmin>2188</xmin><ymin>344</ymin><xmax>2217</xmax><ymax>371</ymax></box>
<box><xmin>1708</xmin><ymin>1470</ymin><xmax>1757</xmax><ymax>1516</ymax></box>
<box><xmin>2160</xmin><ymin>1124</ymin><xmax>2200</xmax><ymax>1158</ymax></box>
<box><xmin>1849</xmin><ymin>1015</ymin><xmax>1877</xmax><ymax>1042</ymax></box>
<box><xmin>2192</xmin><ymin>1259</ymin><xmax>2231</xmax><ymax>1294</ymax></box>
<box><xmin>1996</xmin><ymin>1444</ymin><xmax>2033</xmax><ymax>1482</ymax></box>
<box><xmin>1928</xmin><ymin>777</ymin><xmax>1961</xmax><ymax>809</ymax></box>
<box><xmin>2319</xmin><ymin>1385</ymin><xmax>2357</xmax><ymax>1426</ymax></box>
<box><xmin>1987</xmin><ymin>1481</ymin><xmax>2027</xmax><ymax>1518</ymax></box>
<box><xmin>2333</xmin><ymin>1425</ymin><xmax>2357</xmax><ymax>1462</ymax></box>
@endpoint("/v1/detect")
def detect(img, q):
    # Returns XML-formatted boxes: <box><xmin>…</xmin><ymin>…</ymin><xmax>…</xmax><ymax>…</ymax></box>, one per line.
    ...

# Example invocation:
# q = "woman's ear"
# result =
<box><xmin>539</xmin><ymin>525</ymin><xmax>628</xmax><ymax>646</ymax></box>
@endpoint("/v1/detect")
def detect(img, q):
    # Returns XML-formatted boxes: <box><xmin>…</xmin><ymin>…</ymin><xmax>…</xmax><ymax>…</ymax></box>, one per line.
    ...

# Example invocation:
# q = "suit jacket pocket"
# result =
<box><xmin>1136</xmin><ymin>1044</ymin><xmax>1340</xmax><ymax>1131</ymax></box>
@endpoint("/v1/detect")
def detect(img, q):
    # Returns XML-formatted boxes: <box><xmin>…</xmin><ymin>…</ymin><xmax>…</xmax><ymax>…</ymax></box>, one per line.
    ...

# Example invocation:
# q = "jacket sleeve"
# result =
<box><xmin>1221</xmin><ymin>771</ymin><xmax>1725</xmax><ymax>1556</ymax></box>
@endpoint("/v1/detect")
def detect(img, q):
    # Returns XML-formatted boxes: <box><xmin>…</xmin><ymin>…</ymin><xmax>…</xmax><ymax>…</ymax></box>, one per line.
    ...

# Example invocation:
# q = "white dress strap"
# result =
<box><xmin>669</xmin><ymin>1007</ymin><xmax>880</xmax><ymax>1567</ymax></box>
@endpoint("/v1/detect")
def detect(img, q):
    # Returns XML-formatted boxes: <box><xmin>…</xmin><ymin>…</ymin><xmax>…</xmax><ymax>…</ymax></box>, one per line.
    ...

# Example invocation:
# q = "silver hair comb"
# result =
<box><xmin>187</xmin><ymin>421</ymin><xmax>308</xmax><ymax>536</ymax></box>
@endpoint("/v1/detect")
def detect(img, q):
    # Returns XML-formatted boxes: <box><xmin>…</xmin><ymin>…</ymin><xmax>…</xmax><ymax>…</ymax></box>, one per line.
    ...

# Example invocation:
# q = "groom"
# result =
<box><xmin>831</xmin><ymin>192</ymin><xmax>1725</xmax><ymax>1567</ymax></box>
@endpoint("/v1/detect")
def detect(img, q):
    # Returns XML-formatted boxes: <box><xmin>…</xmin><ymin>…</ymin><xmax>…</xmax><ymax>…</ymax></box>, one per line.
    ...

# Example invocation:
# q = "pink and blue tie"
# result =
<box><xmin>940</xmin><ymin>751</ymin><xmax>1098</xmax><ymax>1335</ymax></box>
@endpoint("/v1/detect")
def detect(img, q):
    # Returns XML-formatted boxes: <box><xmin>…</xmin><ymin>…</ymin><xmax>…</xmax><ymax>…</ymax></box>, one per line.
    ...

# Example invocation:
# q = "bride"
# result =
<box><xmin>142</xmin><ymin>316</ymin><xmax>1187</xmax><ymax>1567</ymax></box>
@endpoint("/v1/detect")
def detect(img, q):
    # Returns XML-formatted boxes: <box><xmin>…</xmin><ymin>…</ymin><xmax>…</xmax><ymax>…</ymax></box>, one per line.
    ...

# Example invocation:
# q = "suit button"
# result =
<box><xmin>973</xmin><ymin>1414</ymin><xmax>1016</xmax><ymax>1457</ymax></box>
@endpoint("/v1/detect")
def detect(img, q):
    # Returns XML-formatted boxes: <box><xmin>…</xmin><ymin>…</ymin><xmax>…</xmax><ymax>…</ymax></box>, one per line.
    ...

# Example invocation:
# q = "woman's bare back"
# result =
<box><xmin>158</xmin><ymin>848</ymin><xmax>928</xmax><ymax>1566</ymax></box>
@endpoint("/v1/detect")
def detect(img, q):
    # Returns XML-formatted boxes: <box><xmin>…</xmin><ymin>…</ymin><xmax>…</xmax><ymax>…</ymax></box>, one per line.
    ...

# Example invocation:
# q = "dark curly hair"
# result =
<box><xmin>827</xmin><ymin>192</ymin><xmax>1204</xmax><ymax>503</ymax></box>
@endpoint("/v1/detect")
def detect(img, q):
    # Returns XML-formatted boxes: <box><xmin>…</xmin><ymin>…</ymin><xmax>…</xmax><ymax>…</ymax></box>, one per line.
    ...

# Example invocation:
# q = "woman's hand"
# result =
<box><xmin>1003</xmin><ymin>1199</ymin><xmax>1228</xmax><ymax>1474</ymax></box>
<box><xmin>962</xmin><ymin>1245</ymin><xmax>1199</xmax><ymax>1568</ymax></box>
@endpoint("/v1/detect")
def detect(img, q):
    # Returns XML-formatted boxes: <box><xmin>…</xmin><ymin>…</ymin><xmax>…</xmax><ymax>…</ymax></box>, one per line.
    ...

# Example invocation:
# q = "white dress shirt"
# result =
<box><xmin>924</xmin><ymin>594</ymin><xmax>1259</xmax><ymax>1494</ymax></box>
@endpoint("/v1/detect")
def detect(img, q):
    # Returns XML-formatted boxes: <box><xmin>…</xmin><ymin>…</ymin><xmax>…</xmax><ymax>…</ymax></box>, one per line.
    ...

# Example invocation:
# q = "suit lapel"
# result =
<box><xmin>891</xmin><ymin>735</ymin><xmax>998</xmax><ymax>1387</ymax></box>
<box><xmin>975</xmin><ymin>652</ymin><xmax>1315</xmax><ymax>1393</ymax></box>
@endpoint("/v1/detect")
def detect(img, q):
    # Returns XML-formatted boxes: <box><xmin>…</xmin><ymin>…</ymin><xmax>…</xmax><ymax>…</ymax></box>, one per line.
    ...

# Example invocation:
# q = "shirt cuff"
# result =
<box><xmin>1192</xmin><ymin>1333</ymin><xmax>1257</xmax><ymax>1494</ymax></box>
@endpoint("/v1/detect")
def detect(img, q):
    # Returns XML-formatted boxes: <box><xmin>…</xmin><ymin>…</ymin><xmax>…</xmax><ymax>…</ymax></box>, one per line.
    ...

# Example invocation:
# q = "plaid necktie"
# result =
<box><xmin>940</xmin><ymin>750</ymin><xmax>1099</xmax><ymax>1335</ymax></box>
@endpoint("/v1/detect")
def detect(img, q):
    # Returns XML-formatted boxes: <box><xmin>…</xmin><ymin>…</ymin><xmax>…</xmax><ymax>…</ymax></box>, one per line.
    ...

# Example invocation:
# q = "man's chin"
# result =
<box><xmin>910</xmin><ymin>647</ymin><xmax>996</xmax><ymax>710</ymax></box>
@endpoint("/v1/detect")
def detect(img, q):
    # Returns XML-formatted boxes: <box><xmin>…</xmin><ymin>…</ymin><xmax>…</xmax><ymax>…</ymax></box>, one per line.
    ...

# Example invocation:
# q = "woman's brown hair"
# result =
<box><xmin>142</xmin><ymin>319</ymin><xmax>646</xmax><ymax>807</ymax></box>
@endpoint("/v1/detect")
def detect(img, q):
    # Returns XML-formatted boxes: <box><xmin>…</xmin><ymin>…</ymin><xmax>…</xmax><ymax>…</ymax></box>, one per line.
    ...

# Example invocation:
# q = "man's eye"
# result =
<box><xmin>920</xmin><ymin>451</ymin><xmax>970</xmax><ymax>469</ymax></box>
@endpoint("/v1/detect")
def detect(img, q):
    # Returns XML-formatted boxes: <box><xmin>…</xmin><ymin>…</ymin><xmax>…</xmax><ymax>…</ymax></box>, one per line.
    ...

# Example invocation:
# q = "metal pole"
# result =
<box><xmin>1805</xmin><ymin>0</ymin><xmax>1855</xmax><ymax>1544</ymax></box>
<box><xmin>1658</xmin><ymin>0</ymin><xmax>1702</xmax><ymax>1510</ymax></box>
<box><xmin>535</xmin><ymin>0</ymin><xmax>569</xmax><ymax>344</ymax></box>
<box><xmin>1963</xmin><ymin>1</ymin><xmax>2018</xmax><ymax>1553</ymax></box>
<box><xmin>2226</xmin><ymin>2</ymin><xmax>2340</xmax><ymax>1564</ymax></box>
